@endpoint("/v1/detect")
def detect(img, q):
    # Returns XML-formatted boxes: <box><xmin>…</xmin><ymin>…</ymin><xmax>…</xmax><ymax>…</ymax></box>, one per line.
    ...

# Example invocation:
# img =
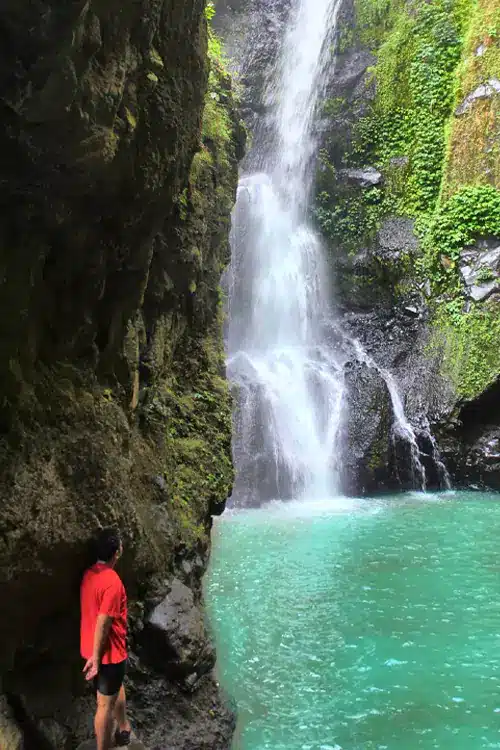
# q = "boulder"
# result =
<box><xmin>459</xmin><ymin>238</ymin><xmax>500</xmax><ymax>302</ymax></box>
<box><xmin>142</xmin><ymin>579</ymin><xmax>215</xmax><ymax>690</ymax></box>
<box><xmin>455</xmin><ymin>78</ymin><xmax>500</xmax><ymax>115</ymax></box>
<box><xmin>377</xmin><ymin>217</ymin><xmax>419</xmax><ymax>260</ymax></box>
<box><xmin>37</xmin><ymin>718</ymin><xmax>70</xmax><ymax>749</ymax></box>
<box><xmin>341</xmin><ymin>166</ymin><xmax>383</xmax><ymax>187</ymax></box>
<box><xmin>332</xmin><ymin>49</ymin><xmax>376</xmax><ymax>89</ymax></box>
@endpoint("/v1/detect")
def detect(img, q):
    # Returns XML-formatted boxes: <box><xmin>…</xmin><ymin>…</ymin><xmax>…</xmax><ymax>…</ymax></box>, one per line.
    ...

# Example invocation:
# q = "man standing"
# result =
<box><xmin>81</xmin><ymin>527</ymin><xmax>132</xmax><ymax>749</ymax></box>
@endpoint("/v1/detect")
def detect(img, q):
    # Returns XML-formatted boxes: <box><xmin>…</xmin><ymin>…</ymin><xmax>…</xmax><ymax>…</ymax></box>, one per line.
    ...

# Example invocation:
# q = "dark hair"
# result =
<box><xmin>95</xmin><ymin>527</ymin><xmax>122</xmax><ymax>563</ymax></box>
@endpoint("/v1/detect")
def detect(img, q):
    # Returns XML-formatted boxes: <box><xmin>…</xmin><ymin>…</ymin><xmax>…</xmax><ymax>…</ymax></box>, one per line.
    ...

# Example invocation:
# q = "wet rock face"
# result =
<box><xmin>340</xmin><ymin>361</ymin><xmax>396</xmax><ymax>495</ymax></box>
<box><xmin>341</xmin><ymin>167</ymin><xmax>382</xmax><ymax>187</ymax></box>
<box><xmin>0</xmin><ymin>0</ymin><xmax>208</xmax><ymax>396</ymax></box>
<box><xmin>377</xmin><ymin>218</ymin><xmax>419</xmax><ymax>260</ymax></box>
<box><xmin>0</xmin><ymin>696</ymin><xmax>22</xmax><ymax>750</ymax></box>
<box><xmin>0</xmin><ymin>0</ymin><xmax>240</xmax><ymax>747</ymax></box>
<box><xmin>465</xmin><ymin>429</ymin><xmax>500</xmax><ymax>487</ymax></box>
<box><xmin>214</xmin><ymin>0</ymin><xmax>292</xmax><ymax>165</ymax></box>
<box><xmin>439</xmin><ymin>377</ymin><xmax>500</xmax><ymax>491</ymax></box>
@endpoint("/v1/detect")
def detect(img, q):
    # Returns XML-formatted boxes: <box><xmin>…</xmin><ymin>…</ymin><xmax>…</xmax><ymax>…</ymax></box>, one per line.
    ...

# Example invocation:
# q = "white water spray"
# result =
<box><xmin>226</xmin><ymin>0</ymin><xmax>344</xmax><ymax>505</ymax></box>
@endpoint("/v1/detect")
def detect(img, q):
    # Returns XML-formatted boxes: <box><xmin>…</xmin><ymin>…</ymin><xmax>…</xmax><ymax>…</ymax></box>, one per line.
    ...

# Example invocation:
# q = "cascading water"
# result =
<box><xmin>225</xmin><ymin>0</ymin><xmax>344</xmax><ymax>505</ymax></box>
<box><xmin>351</xmin><ymin>338</ymin><xmax>428</xmax><ymax>490</ymax></box>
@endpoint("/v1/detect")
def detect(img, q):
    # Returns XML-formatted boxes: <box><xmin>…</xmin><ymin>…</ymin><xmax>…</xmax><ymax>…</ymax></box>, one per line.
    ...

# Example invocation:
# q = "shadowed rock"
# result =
<box><xmin>142</xmin><ymin>579</ymin><xmax>215</xmax><ymax>691</ymax></box>
<box><xmin>340</xmin><ymin>361</ymin><xmax>396</xmax><ymax>495</ymax></box>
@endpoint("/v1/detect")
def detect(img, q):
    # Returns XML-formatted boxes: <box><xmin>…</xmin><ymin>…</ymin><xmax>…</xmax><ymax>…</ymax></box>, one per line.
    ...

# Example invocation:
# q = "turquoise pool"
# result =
<box><xmin>206</xmin><ymin>492</ymin><xmax>500</xmax><ymax>750</ymax></box>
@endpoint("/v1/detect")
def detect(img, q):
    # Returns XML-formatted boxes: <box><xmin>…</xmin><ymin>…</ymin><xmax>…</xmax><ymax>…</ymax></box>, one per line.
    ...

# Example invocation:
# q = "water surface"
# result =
<box><xmin>206</xmin><ymin>492</ymin><xmax>500</xmax><ymax>750</ymax></box>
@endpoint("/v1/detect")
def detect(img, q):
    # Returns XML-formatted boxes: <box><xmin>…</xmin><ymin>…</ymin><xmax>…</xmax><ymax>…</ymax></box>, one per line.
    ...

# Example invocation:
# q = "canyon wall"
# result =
<box><xmin>0</xmin><ymin>1</ymin><xmax>244</xmax><ymax>747</ymax></box>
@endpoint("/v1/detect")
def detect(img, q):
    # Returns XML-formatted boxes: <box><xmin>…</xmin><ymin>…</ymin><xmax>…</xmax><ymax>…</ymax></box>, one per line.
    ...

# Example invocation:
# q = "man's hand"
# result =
<box><xmin>83</xmin><ymin>655</ymin><xmax>99</xmax><ymax>681</ymax></box>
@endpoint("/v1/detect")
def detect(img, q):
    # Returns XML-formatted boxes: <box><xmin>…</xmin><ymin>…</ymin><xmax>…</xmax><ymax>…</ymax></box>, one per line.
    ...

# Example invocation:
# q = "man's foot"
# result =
<box><xmin>115</xmin><ymin>728</ymin><xmax>131</xmax><ymax>746</ymax></box>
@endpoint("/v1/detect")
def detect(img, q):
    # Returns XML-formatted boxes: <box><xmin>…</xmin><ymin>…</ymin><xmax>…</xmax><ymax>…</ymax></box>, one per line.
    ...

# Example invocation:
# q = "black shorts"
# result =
<box><xmin>93</xmin><ymin>660</ymin><xmax>127</xmax><ymax>696</ymax></box>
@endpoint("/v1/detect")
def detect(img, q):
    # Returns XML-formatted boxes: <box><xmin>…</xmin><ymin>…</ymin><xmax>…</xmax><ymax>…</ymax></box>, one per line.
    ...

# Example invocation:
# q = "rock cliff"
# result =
<box><xmin>213</xmin><ymin>0</ymin><xmax>500</xmax><ymax>496</ymax></box>
<box><xmin>0</xmin><ymin>1</ymin><xmax>244</xmax><ymax>747</ymax></box>
<box><xmin>313</xmin><ymin>0</ymin><xmax>500</xmax><ymax>493</ymax></box>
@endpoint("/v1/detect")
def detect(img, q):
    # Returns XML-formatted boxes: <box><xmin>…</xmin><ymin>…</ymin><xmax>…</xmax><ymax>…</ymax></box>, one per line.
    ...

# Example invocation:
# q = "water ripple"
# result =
<box><xmin>206</xmin><ymin>492</ymin><xmax>500</xmax><ymax>750</ymax></box>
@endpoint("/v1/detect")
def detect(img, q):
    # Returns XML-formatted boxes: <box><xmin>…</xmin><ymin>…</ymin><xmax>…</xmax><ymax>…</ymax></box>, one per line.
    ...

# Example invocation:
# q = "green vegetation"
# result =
<box><xmin>148</xmin><ymin>1</ymin><xmax>243</xmax><ymax>545</ymax></box>
<box><xmin>422</xmin><ymin>185</ymin><xmax>500</xmax><ymax>398</ymax></box>
<box><xmin>422</xmin><ymin>186</ymin><xmax>500</xmax><ymax>290</ymax></box>
<box><xmin>443</xmin><ymin>0</ymin><xmax>500</xmax><ymax>195</ymax></box>
<box><xmin>315</xmin><ymin>0</ymin><xmax>500</xmax><ymax>399</ymax></box>
<box><xmin>432</xmin><ymin>303</ymin><xmax>500</xmax><ymax>400</ymax></box>
<box><xmin>165</xmin><ymin>329</ymin><xmax>234</xmax><ymax>542</ymax></box>
<box><xmin>201</xmin><ymin>2</ymin><xmax>235</xmax><ymax>167</ymax></box>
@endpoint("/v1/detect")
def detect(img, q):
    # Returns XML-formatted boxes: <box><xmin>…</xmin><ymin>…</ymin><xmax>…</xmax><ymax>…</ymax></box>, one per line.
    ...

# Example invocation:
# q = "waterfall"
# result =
<box><xmin>226</xmin><ymin>0</ymin><xmax>344</xmax><ymax>505</ymax></box>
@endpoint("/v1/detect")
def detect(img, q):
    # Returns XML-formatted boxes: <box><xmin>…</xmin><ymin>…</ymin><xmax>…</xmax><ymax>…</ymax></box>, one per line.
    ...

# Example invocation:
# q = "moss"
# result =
<box><xmin>420</xmin><ymin>185</ymin><xmax>500</xmax><ymax>397</ymax></box>
<box><xmin>200</xmin><ymin>21</ymin><xmax>242</xmax><ymax>168</ymax></box>
<box><xmin>318</xmin><ymin>0</ymin><xmax>500</xmax><ymax>400</ymax></box>
<box><xmin>125</xmin><ymin>107</ymin><xmax>137</xmax><ymax>130</ymax></box>
<box><xmin>353</xmin><ymin>0</ymin><xmax>393</xmax><ymax>48</ymax></box>
<box><xmin>153</xmin><ymin>313</ymin><xmax>235</xmax><ymax>531</ymax></box>
<box><xmin>442</xmin><ymin>0</ymin><xmax>500</xmax><ymax>196</ymax></box>
<box><xmin>149</xmin><ymin>47</ymin><xmax>164</xmax><ymax>68</ymax></box>
<box><xmin>421</xmin><ymin>185</ymin><xmax>500</xmax><ymax>286</ymax></box>
<box><xmin>431</xmin><ymin>301</ymin><xmax>500</xmax><ymax>399</ymax></box>
<box><xmin>321</xmin><ymin>97</ymin><xmax>347</xmax><ymax>118</ymax></box>
<box><xmin>135</xmin><ymin>3</ymin><xmax>243</xmax><ymax>546</ymax></box>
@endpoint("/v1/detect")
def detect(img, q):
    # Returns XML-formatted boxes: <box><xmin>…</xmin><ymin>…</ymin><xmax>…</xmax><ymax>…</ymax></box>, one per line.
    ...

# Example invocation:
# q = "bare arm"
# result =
<box><xmin>93</xmin><ymin>613</ymin><xmax>112</xmax><ymax>662</ymax></box>
<box><xmin>83</xmin><ymin>614</ymin><xmax>113</xmax><ymax>681</ymax></box>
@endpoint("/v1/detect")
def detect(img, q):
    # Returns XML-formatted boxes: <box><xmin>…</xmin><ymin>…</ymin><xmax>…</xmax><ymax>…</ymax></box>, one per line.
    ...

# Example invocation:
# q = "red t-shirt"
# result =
<box><xmin>80</xmin><ymin>563</ymin><xmax>128</xmax><ymax>664</ymax></box>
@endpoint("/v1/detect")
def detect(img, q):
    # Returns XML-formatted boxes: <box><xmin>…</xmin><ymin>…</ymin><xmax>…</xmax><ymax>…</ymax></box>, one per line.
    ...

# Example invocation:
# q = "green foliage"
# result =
<box><xmin>200</xmin><ymin>9</ymin><xmax>234</xmax><ymax>167</ymax></box>
<box><xmin>476</xmin><ymin>266</ymin><xmax>496</xmax><ymax>283</ymax></box>
<box><xmin>422</xmin><ymin>186</ymin><xmax>500</xmax><ymax>290</ymax></box>
<box><xmin>371</xmin><ymin>0</ymin><xmax>469</xmax><ymax>215</ymax></box>
<box><xmin>421</xmin><ymin>186</ymin><xmax>500</xmax><ymax>398</ymax></box>
<box><xmin>316</xmin><ymin>0</ymin><xmax>474</xmax><ymax>248</ymax></box>
<box><xmin>205</xmin><ymin>1</ymin><xmax>216</xmax><ymax>21</ymax></box>
<box><xmin>441</xmin><ymin>0</ymin><xmax>500</xmax><ymax>195</ymax></box>
<box><xmin>317</xmin><ymin>0</ymin><xmax>500</xmax><ymax>399</ymax></box>
<box><xmin>353</xmin><ymin>0</ymin><xmax>393</xmax><ymax>47</ymax></box>
<box><xmin>313</xmin><ymin>186</ymin><xmax>383</xmax><ymax>250</ymax></box>
<box><xmin>432</xmin><ymin>303</ymin><xmax>500</xmax><ymax>400</ymax></box>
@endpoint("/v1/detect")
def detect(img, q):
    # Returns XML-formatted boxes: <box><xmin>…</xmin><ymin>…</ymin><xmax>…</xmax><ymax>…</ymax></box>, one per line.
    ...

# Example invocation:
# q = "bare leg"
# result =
<box><xmin>114</xmin><ymin>685</ymin><xmax>132</xmax><ymax>733</ymax></box>
<box><xmin>95</xmin><ymin>691</ymin><xmax>118</xmax><ymax>750</ymax></box>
